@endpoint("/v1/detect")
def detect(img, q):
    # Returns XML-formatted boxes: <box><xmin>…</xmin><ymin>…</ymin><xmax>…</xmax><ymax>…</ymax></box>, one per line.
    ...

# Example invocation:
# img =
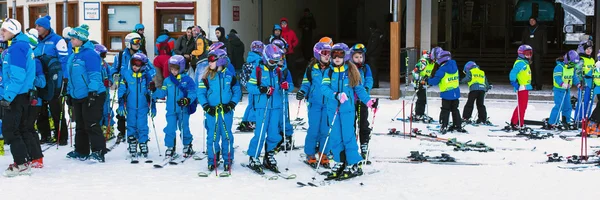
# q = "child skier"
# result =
<box><xmin>460</xmin><ymin>61</ymin><xmax>492</xmax><ymax>125</ymax></box>
<box><xmin>321</xmin><ymin>43</ymin><xmax>378</xmax><ymax>180</ymax></box>
<box><xmin>411</xmin><ymin>50</ymin><xmax>435</xmax><ymax>122</ymax></box>
<box><xmin>238</xmin><ymin>41</ymin><xmax>264</xmax><ymax>132</ymax></box>
<box><xmin>349</xmin><ymin>43</ymin><xmax>374</xmax><ymax>159</ymax></box>
<box><xmin>427</xmin><ymin>50</ymin><xmax>466</xmax><ymax>133</ymax></box>
<box><xmin>94</xmin><ymin>44</ymin><xmax>115</xmax><ymax>140</ymax></box>
<box><xmin>506</xmin><ymin>45</ymin><xmax>533</xmax><ymax>131</ymax></box>
<box><xmin>297</xmin><ymin>42</ymin><xmax>332</xmax><ymax>168</ymax></box>
<box><xmin>574</xmin><ymin>40</ymin><xmax>595</xmax><ymax>125</ymax></box>
<box><xmin>245</xmin><ymin>44</ymin><xmax>286</xmax><ymax>173</ymax></box>
<box><xmin>117</xmin><ymin>53</ymin><xmax>156</xmax><ymax>161</ymax></box>
<box><xmin>152</xmin><ymin>55</ymin><xmax>197</xmax><ymax>158</ymax></box>
<box><xmin>270</xmin><ymin>39</ymin><xmax>295</xmax><ymax>150</ymax></box>
<box><xmin>545</xmin><ymin>50</ymin><xmax>581</xmax><ymax>129</ymax></box>
<box><xmin>197</xmin><ymin>49</ymin><xmax>241</xmax><ymax>172</ymax></box>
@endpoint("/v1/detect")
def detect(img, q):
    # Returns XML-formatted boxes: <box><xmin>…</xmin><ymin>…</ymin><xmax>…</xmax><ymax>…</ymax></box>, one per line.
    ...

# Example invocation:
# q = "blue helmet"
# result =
<box><xmin>436</xmin><ymin>50</ymin><xmax>451</xmax><ymax>65</ymax></box>
<box><xmin>313</xmin><ymin>42</ymin><xmax>332</xmax><ymax>61</ymax></box>
<box><xmin>250</xmin><ymin>41</ymin><xmax>264</xmax><ymax>54</ymax></box>
<box><xmin>94</xmin><ymin>44</ymin><xmax>107</xmax><ymax>56</ymax></box>
<box><xmin>564</xmin><ymin>50</ymin><xmax>580</xmax><ymax>66</ymax></box>
<box><xmin>169</xmin><ymin>55</ymin><xmax>187</xmax><ymax>73</ymax></box>
<box><xmin>517</xmin><ymin>45</ymin><xmax>533</xmax><ymax>59</ymax></box>
<box><xmin>263</xmin><ymin>44</ymin><xmax>284</xmax><ymax>66</ymax></box>
<box><xmin>208</xmin><ymin>49</ymin><xmax>229</xmax><ymax>67</ymax></box>
<box><xmin>463</xmin><ymin>61</ymin><xmax>478</xmax><ymax>73</ymax></box>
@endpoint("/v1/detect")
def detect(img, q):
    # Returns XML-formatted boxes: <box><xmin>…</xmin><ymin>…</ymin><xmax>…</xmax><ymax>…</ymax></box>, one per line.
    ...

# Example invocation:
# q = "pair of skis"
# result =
<box><xmin>240</xmin><ymin>163</ymin><xmax>297</xmax><ymax>180</ymax></box>
<box><xmin>296</xmin><ymin>169</ymin><xmax>381</xmax><ymax>187</ymax></box>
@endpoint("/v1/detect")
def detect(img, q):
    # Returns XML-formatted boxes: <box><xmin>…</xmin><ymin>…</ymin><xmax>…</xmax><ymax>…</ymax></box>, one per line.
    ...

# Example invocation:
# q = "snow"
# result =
<box><xmin>2</xmin><ymin>95</ymin><xmax>600</xmax><ymax>200</ymax></box>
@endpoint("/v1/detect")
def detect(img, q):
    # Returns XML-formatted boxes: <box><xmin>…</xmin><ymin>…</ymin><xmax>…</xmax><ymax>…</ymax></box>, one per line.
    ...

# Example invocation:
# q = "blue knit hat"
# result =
<box><xmin>273</xmin><ymin>24</ymin><xmax>282</xmax><ymax>31</ymax></box>
<box><xmin>134</xmin><ymin>23</ymin><xmax>145</xmax><ymax>31</ymax></box>
<box><xmin>35</xmin><ymin>15</ymin><xmax>51</xmax><ymax>30</ymax></box>
<box><xmin>68</xmin><ymin>24</ymin><xmax>90</xmax><ymax>41</ymax></box>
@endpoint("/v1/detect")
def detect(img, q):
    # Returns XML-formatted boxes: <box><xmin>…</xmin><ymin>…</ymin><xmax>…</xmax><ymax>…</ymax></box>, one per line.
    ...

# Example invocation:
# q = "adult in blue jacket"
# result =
<box><xmin>65</xmin><ymin>24</ymin><xmax>107</xmax><ymax>163</ymax></box>
<box><xmin>152</xmin><ymin>55</ymin><xmax>197</xmax><ymax>158</ymax></box>
<box><xmin>1</xmin><ymin>19</ymin><xmax>39</xmax><ymax>177</ymax></box>
<box><xmin>117</xmin><ymin>53</ymin><xmax>155</xmax><ymax>160</ymax></box>
<box><xmin>237</xmin><ymin>41</ymin><xmax>264</xmax><ymax>132</ymax></box>
<box><xmin>197</xmin><ymin>49</ymin><xmax>242</xmax><ymax>172</ymax></box>
<box><xmin>547</xmin><ymin>51</ymin><xmax>581</xmax><ymax>128</ymax></box>
<box><xmin>427</xmin><ymin>50</ymin><xmax>466</xmax><ymax>133</ymax></box>
<box><xmin>349</xmin><ymin>43</ymin><xmax>374</xmax><ymax>159</ymax></box>
<box><xmin>321</xmin><ymin>43</ymin><xmax>377</xmax><ymax>180</ymax></box>
<box><xmin>22</xmin><ymin>30</ymin><xmax>46</xmax><ymax>168</ymax></box>
<box><xmin>34</xmin><ymin>15</ymin><xmax>70</xmax><ymax>145</ymax></box>
<box><xmin>297</xmin><ymin>42</ymin><xmax>332</xmax><ymax>168</ymax></box>
<box><xmin>245</xmin><ymin>44</ymin><xmax>286</xmax><ymax>174</ymax></box>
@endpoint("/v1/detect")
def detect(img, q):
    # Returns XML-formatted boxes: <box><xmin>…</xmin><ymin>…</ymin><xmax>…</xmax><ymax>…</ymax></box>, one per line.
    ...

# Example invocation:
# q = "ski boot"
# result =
<box><xmin>89</xmin><ymin>150</ymin><xmax>106</xmax><ymax>163</ymax></box>
<box><xmin>207</xmin><ymin>164</ymin><xmax>216</xmax><ymax>171</ymax></box>
<box><xmin>462</xmin><ymin>118</ymin><xmax>473</xmax><ymax>124</ymax></box>
<box><xmin>439</xmin><ymin>126</ymin><xmax>448</xmax><ymax>135</ymax></box>
<box><xmin>450</xmin><ymin>125</ymin><xmax>467</xmax><ymax>133</ymax></box>
<box><xmin>546</xmin><ymin>153</ymin><xmax>563</xmax><ymax>162</ymax></box>
<box><xmin>139</xmin><ymin>142</ymin><xmax>149</xmax><ymax>159</ymax></box>
<box><xmin>3</xmin><ymin>163</ymin><xmax>31</xmax><ymax>177</ymax></box>
<box><xmin>338</xmin><ymin>163</ymin><xmax>362</xmax><ymax>180</ymax></box>
<box><xmin>476</xmin><ymin>118</ymin><xmax>493</xmax><ymax>126</ymax></box>
<box><xmin>208</xmin><ymin>152</ymin><xmax>221</xmax><ymax>170</ymax></box>
<box><xmin>410</xmin><ymin>114</ymin><xmax>423</xmax><ymax>122</ymax></box>
<box><xmin>542</xmin><ymin>119</ymin><xmax>558</xmax><ymax>130</ymax></box>
<box><xmin>30</xmin><ymin>158</ymin><xmax>43</xmax><ymax>168</ymax></box>
<box><xmin>183</xmin><ymin>144</ymin><xmax>195</xmax><ymax>158</ymax></box>
<box><xmin>223</xmin><ymin>164</ymin><xmax>231</xmax><ymax>172</ymax></box>
<box><xmin>326</xmin><ymin>162</ymin><xmax>345</xmax><ymax>180</ymax></box>
<box><xmin>237</xmin><ymin>121</ymin><xmax>255</xmax><ymax>132</ymax></box>
<box><xmin>305</xmin><ymin>155</ymin><xmax>318</xmax><ymax>168</ymax></box>
<box><xmin>165</xmin><ymin>147</ymin><xmax>176</xmax><ymax>158</ymax></box>
<box><xmin>503</xmin><ymin>123</ymin><xmax>519</xmax><ymax>132</ymax></box>
<box><xmin>283</xmin><ymin>135</ymin><xmax>293</xmax><ymax>151</ymax></box>
<box><xmin>318</xmin><ymin>152</ymin><xmax>331</xmax><ymax>168</ymax></box>
<box><xmin>438</xmin><ymin>153</ymin><xmax>456</xmax><ymax>162</ymax></box>
<box><xmin>248</xmin><ymin>156</ymin><xmax>264</xmax><ymax>174</ymax></box>
<box><xmin>263</xmin><ymin>150</ymin><xmax>279</xmax><ymax>173</ymax></box>
<box><xmin>66</xmin><ymin>151</ymin><xmax>89</xmax><ymax>161</ymax></box>
<box><xmin>127</xmin><ymin>136</ymin><xmax>138</xmax><ymax>158</ymax></box>
<box><xmin>408</xmin><ymin>151</ymin><xmax>428</xmax><ymax>161</ymax></box>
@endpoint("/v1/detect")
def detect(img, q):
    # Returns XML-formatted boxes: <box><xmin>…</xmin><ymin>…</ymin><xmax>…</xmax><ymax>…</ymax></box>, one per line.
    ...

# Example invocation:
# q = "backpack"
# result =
<box><xmin>304</xmin><ymin>65</ymin><xmax>333</xmax><ymax>84</ymax></box>
<box><xmin>201</xmin><ymin>75</ymin><xmax>237</xmax><ymax>90</ymax></box>
<box><xmin>169</xmin><ymin>75</ymin><xmax>198</xmax><ymax>114</ymax></box>
<box><xmin>240</xmin><ymin>62</ymin><xmax>254</xmax><ymax>87</ymax></box>
<box><xmin>37</xmin><ymin>54</ymin><xmax>62</xmax><ymax>101</ymax></box>
<box><xmin>157</xmin><ymin>39</ymin><xmax>171</xmax><ymax>55</ymax></box>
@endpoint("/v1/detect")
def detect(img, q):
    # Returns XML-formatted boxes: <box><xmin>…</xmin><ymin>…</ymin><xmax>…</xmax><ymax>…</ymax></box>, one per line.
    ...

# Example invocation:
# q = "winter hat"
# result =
<box><xmin>273</xmin><ymin>24</ymin><xmax>282</xmax><ymax>31</ymax></box>
<box><xmin>62</xmin><ymin>27</ymin><xmax>72</xmax><ymax>39</ymax></box>
<box><xmin>68</xmin><ymin>24</ymin><xmax>90</xmax><ymax>41</ymax></box>
<box><xmin>1</xmin><ymin>18</ymin><xmax>21</xmax><ymax>35</ymax></box>
<box><xmin>134</xmin><ymin>23</ymin><xmax>145</xmax><ymax>31</ymax></box>
<box><xmin>35</xmin><ymin>15</ymin><xmax>51</xmax><ymax>30</ymax></box>
<box><xmin>26</xmin><ymin>29</ymin><xmax>39</xmax><ymax>47</ymax></box>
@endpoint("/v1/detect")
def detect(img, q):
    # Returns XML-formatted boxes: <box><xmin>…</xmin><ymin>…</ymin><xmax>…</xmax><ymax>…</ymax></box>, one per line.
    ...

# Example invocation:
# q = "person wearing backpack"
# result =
<box><xmin>152</xmin><ymin>55</ymin><xmax>197</xmax><ymax>159</ymax></box>
<box><xmin>117</xmin><ymin>53</ymin><xmax>156</xmax><ymax>161</ymax></box>
<box><xmin>154</xmin><ymin>29</ymin><xmax>175</xmax><ymax>86</ymax></box>
<box><xmin>111</xmin><ymin>32</ymin><xmax>143</xmax><ymax>143</ymax></box>
<box><xmin>270</xmin><ymin>39</ymin><xmax>295</xmax><ymax>148</ymax></box>
<box><xmin>238</xmin><ymin>41</ymin><xmax>264</xmax><ymax>132</ymax></box>
<box><xmin>33</xmin><ymin>15</ymin><xmax>70</xmax><ymax>145</ymax></box>
<box><xmin>197</xmin><ymin>49</ymin><xmax>242</xmax><ymax>172</ymax></box>
<box><xmin>297</xmin><ymin>42</ymin><xmax>332</xmax><ymax>168</ymax></box>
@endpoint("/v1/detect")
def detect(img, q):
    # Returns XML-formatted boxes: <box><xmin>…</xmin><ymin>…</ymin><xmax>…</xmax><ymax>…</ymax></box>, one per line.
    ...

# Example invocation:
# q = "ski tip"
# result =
<box><xmin>153</xmin><ymin>165</ymin><xmax>163</xmax><ymax>168</ymax></box>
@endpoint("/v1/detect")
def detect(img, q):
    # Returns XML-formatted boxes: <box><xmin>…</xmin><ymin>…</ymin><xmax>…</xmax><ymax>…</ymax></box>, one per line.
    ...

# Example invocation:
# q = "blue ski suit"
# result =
<box><xmin>299</xmin><ymin>62</ymin><xmax>331</xmax><ymax>156</ymax></box>
<box><xmin>242</xmin><ymin>51</ymin><xmax>262</xmax><ymax>123</ymax></box>
<box><xmin>321</xmin><ymin>64</ymin><xmax>371</xmax><ymax>165</ymax></box>
<box><xmin>153</xmin><ymin>73</ymin><xmax>197</xmax><ymax>148</ymax></box>
<box><xmin>198</xmin><ymin>68</ymin><xmax>242</xmax><ymax>165</ymax></box>
<box><xmin>100</xmin><ymin>59</ymin><xmax>115</xmax><ymax>127</ymax></box>
<box><xmin>549</xmin><ymin>61</ymin><xmax>580</xmax><ymax>125</ymax></box>
<box><xmin>3</xmin><ymin>33</ymin><xmax>36</xmax><ymax>103</ymax></box>
<box><xmin>66</xmin><ymin>41</ymin><xmax>105</xmax><ymax>99</ymax></box>
<box><xmin>246</xmin><ymin>64</ymin><xmax>285</xmax><ymax>158</ymax></box>
<box><xmin>118</xmin><ymin>65</ymin><xmax>154</xmax><ymax>143</ymax></box>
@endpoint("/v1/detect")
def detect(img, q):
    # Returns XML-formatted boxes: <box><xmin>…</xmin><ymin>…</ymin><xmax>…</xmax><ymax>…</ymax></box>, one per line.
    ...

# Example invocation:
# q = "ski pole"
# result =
<box><xmin>554</xmin><ymin>81</ymin><xmax>571</xmax><ymax>125</ymax></box>
<box><xmin>201</xmin><ymin>108</ymin><xmax>206</xmax><ymax>155</ymax></box>
<box><xmin>150</xmin><ymin>114</ymin><xmax>162</xmax><ymax>156</ymax></box>
<box><xmin>362</xmin><ymin>99</ymin><xmax>379</xmax><ymax>166</ymax></box>
<box><xmin>410</xmin><ymin>102</ymin><xmax>413</xmax><ymax>140</ymax></box>
<box><xmin>106</xmin><ymin>78</ymin><xmax>119</xmax><ymax>140</ymax></box>
<box><xmin>403</xmin><ymin>100</ymin><xmax>406</xmax><ymax>136</ymax></box>
<box><xmin>295</xmin><ymin>99</ymin><xmax>302</xmax><ymax>121</ymax></box>
<box><xmin>392</xmin><ymin>87</ymin><xmax>419</xmax><ymax>121</ymax></box>
<box><xmin>312</xmin><ymin>107</ymin><xmax>339</xmax><ymax>181</ymax></box>
<box><xmin>253</xmin><ymin>97</ymin><xmax>271</xmax><ymax>159</ymax></box>
<box><xmin>56</xmin><ymin>81</ymin><xmax>67</xmax><ymax>149</ymax></box>
<box><xmin>283</xmin><ymin>90</ymin><xmax>294</xmax><ymax>172</ymax></box>
<box><xmin>212</xmin><ymin>106</ymin><xmax>220</xmax><ymax>176</ymax></box>
<box><xmin>219</xmin><ymin>106</ymin><xmax>233</xmax><ymax>175</ymax></box>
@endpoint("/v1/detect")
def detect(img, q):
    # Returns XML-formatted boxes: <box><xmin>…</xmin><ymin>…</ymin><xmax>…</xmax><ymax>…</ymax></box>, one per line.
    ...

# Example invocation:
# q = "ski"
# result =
<box><xmin>395</xmin><ymin>117</ymin><xmax>437</xmax><ymax>124</ymax></box>
<box><xmin>197</xmin><ymin>170</ymin><xmax>216</xmax><ymax>177</ymax></box>
<box><xmin>240</xmin><ymin>163</ymin><xmax>278</xmax><ymax>180</ymax></box>
<box><xmin>193</xmin><ymin>154</ymin><xmax>207</xmax><ymax>160</ymax></box>
<box><xmin>373</xmin><ymin>159</ymin><xmax>482</xmax><ymax>166</ymax></box>
<box><xmin>297</xmin><ymin>169</ymin><xmax>381</xmax><ymax>187</ymax></box>
<box><xmin>153</xmin><ymin>154</ymin><xmax>180</xmax><ymax>168</ymax></box>
<box><xmin>130</xmin><ymin>154</ymin><xmax>139</xmax><ymax>164</ymax></box>
<box><xmin>557</xmin><ymin>165</ymin><xmax>600</xmax><ymax>171</ymax></box>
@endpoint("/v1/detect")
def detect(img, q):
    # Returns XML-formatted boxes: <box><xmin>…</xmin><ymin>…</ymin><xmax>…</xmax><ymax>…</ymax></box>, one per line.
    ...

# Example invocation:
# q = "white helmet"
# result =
<box><xmin>124</xmin><ymin>32</ymin><xmax>141</xmax><ymax>49</ymax></box>
<box><xmin>62</xmin><ymin>27</ymin><xmax>72</xmax><ymax>39</ymax></box>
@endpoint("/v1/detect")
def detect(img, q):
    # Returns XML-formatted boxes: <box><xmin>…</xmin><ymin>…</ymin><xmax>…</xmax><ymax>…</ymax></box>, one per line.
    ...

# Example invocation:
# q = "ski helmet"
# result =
<box><xmin>596</xmin><ymin>52</ymin><xmax>600</xmax><ymax>61</ymax></box>
<box><xmin>130</xmin><ymin>53</ymin><xmax>148</xmax><ymax>67</ymax></box>
<box><xmin>169</xmin><ymin>55</ymin><xmax>187</xmax><ymax>73</ymax></box>
<box><xmin>429</xmin><ymin>47</ymin><xmax>443</xmax><ymax>61</ymax></box>
<box><xmin>313</xmin><ymin>42</ymin><xmax>332</xmax><ymax>61</ymax></box>
<box><xmin>208</xmin><ymin>49</ymin><xmax>229</xmax><ymax>67</ymax></box>
<box><xmin>94</xmin><ymin>44</ymin><xmax>108</xmax><ymax>58</ymax></box>
<box><xmin>463</xmin><ymin>61</ymin><xmax>478</xmax><ymax>73</ymax></box>
<box><xmin>350</xmin><ymin>43</ymin><xmax>367</xmax><ymax>55</ymax></box>
<box><xmin>263</xmin><ymin>44</ymin><xmax>283</xmax><ymax>67</ymax></box>
<box><xmin>517</xmin><ymin>45</ymin><xmax>533</xmax><ymax>59</ymax></box>
<box><xmin>250</xmin><ymin>41</ymin><xmax>264</xmax><ymax>54</ymax></box>
<box><xmin>577</xmin><ymin>40</ymin><xmax>593</xmax><ymax>54</ymax></box>
<box><xmin>209</xmin><ymin>42</ymin><xmax>226</xmax><ymax>52</ymax></box>
<box><xmin>331</xmin><ymin>43</ymin><xmax>350</xmax><ymax>62</ymax></box>
<box><xmin>319</xmin><ymin>37</ymin><xmax>333</xmax><ymax>46</ymax></box>
<box><xmin>564</xmin><ymin>50</ymin><xmax>581</xmax><ymax>66</ymax></box>
<box><xmin>435</xmin><ymin>50</ymin><xmax>451</xmax><ymax>65</ymax></box>
<box><xmin>271</xmin><ymin>39</ymin><xmax>287</xmax><ymax>51</ymax></box>
<box><xmin>124</xmin><ymin>32</ymin><xmax>142</xmax><ymax>49</ymax></box>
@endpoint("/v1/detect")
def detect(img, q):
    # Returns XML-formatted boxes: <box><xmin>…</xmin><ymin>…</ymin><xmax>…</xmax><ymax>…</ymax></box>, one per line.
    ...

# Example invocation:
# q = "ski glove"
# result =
<box><xmin>259</xmin><ymin>86</ymin><xmax>275</xmax><ymax>96</ymax></box>
<box><xmin>117</xmin><ymin>103</ymin><xmax>126</xmax><ymax>116</ymax></box>
<box><xmin>223</xmin><ymin>102</ymin><xmax>236</xmax><ymax>113</ymax></box>
<box><xmin>203</xmin><ymin>104</ymin><xmax>216</xmax><ymax>116</ymax></box>
<box><xmin>280</xmin><ymin>81</ymin><xmax>289</xmax><ymax>90</ymax></box>
<box><xmin>178</xmin><ymin>97</ymin><xmax>190</xmax><ymax>107</ymax></box>
<box><xmin>335</xmin><ymin>92</ymin><xmax>348</xmax><ymax>104</ymax></box>
<box><xmin>88</xmin><ymin>92</ymin><xmax>98</xmax><ymax>107</ymax></box>
<box><xmin>103</xmin><ymin>79</ymin><xmax>112</xmax><ymax>88</ymax></box>
<box><xmin>561</xmin><ymin>82</ymin><xmax>569</xmax><ymax>89</ymax></box>
<box><xmin>296</xmin><ymin>90</ymin><xmax>305</xmax><ymax>100</ymax></box>
<box><xmin>367</xmin><ymin>98</ymin><xmax>379</xmax><ymax>109</ymax></box>
<box><xmin>149</xmin><ymin>81</ymin><xmax>157</xmax><ymax>92</ymax></box>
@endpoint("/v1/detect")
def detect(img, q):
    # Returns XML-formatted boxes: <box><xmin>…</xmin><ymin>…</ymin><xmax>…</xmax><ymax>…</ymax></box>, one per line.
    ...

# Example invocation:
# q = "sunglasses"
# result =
<box><xmin>132</xmin><ymin>59</ymin><xmax>144</xmax><ymax>67</ymax></box>
<box><xmin>332</xmin><ymin>51</ymin><xmax>345</xmax><ymax>59</ymax></box>
<box><xmin>208</xmin><ymin>55</ymin><xmax>217</xmax><ymax>62</ymax></box>
<box><xmin>320</xmin><ymin>50</ymin><xmax>331</xmax><ymax>56</ymax></box>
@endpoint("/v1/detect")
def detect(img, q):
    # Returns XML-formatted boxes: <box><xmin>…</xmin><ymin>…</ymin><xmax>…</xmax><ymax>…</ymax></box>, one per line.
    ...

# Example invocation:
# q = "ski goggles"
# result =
<box><xmin>352</xmin><ymin>44</ymin><xmax>366</xmax><ymax>52</ymax></box>
<box><xmin>331</xmin><ymin>50</ymin><xmax>345</xmax><ymax>59</ymax></box>
<box><xmin>132</xmin><ymin>58</ymin><xmax>145</xmax><ymax>66</ymax></box>
<box><xmin>521</xmin><ymin>50</ymin><xmax>533</xmax><ymax>58</ymax></box>
<box><xmin>319</xmin><ymin>50</ymin><xmax>331</xmax><ymax>57</ymax></box>
<box><xmin>208</xmin><ymin>55</ymin><xmax>218</xmax><ymax>62</ymax></box>
<box><xmin>131</xmin><ymin>38</ymin><xmax>142</xmax><ymax>45</ymax></box>
<box><xmin>268</xmin><ymin>59</ymin><xmax>280</xmax><ymax>65</ymax></box>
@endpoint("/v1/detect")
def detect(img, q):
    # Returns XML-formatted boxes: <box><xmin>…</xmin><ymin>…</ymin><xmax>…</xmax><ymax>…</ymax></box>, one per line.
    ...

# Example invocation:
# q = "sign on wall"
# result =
<box><xmin>84</xmin><ymin>2</ymin><xmax>100</xmax><ymax>20</ymax></box>
<box><xmin>233</xmin><ymin>6</ymin><xmax>240</xmax><ymax>21</ymax></box>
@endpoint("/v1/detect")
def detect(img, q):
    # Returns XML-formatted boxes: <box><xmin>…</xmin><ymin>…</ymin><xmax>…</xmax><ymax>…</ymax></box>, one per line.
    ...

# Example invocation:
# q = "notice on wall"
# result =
<box><xmin>181</xmin><ymin>21</ymin><xmax>194</xmax><ymax>31</ymax></box>
<box><xmin>185</xmin><ymin>15</ymin><xmax>194</xmax><ymax>20</ymax></box>
<box><xmin>84</xmin><ymin>2</ymin><xmax>100</xmax><ymax>20</ymax></box>
<box><xmin>107</xmin><ymin>8</ymin><xmax>115</xmax><ymax>15</ymax></box>
<box><xmin>233</xmin><ymin>6</ymin><xmax>240</xmax><ymax>21</ymax></box>
<box><xmin>163</xmin><ymin>24</ymin><xmax>174</xmax><ymax>32</ymax></box>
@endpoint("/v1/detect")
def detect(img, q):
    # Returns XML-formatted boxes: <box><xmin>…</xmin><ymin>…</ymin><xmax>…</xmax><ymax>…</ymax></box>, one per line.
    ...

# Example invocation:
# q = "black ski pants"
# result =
<box><xmin>22</xmin><ymin>106</ymin><xmax>43</xmax><ymax>160</ymax></box>
<box><xmin>415</xmin><ymin>86</ymin><xmax>427</xmax><ymax>116</ymax></box>
<box><xmin>72</xmin><ymin>92</ymin><xmax>107</xmax><ymax>155</ymax></box>
<box><xmin>3</xmin><ymin>94</ymin><xmax>31</xmax><ymax>165</ymax></box>
<box><xmin>355</xmin><ymin>101</ymin><xmax>371</xmax><ymax>144</ymax></box>
<box><xmin>440</xmin><ymin>99</ymin><xmax>462</xmax><ymax>128</ymax></box>
<box><xmin>462</xmin><ymin>90</ymin><xmax>487</xmax><ymax>121</ymax></box>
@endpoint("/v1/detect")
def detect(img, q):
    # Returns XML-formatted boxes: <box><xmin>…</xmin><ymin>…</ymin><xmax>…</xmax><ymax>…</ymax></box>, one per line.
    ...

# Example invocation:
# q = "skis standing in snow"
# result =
<box><xmin>507</xmin><ymin>45</ymin><xmax>534</xmax><ymax>131</ymax></box>
<box><xmin>117</xmin><ymin>53</ymin><xmax>156</xmax><ymax>162</ymax></box>
<box><xmin>350</xmin><ymin>43</ymin><xmax>374</xmax><ymax>160</ymax></box>
<box><xmin>460</xmin><ymin>61</ymin><xmax>492</xmax><ymax>125</ymax></box>
<box><xmin>298</xmin><ymin>42</ymin><xmax>332</xmax><ymax>168</ymax></box>
<box><xmin>320</xmin><ymin>43</ymin><xmax>378</xmax><ymax>180</ymax></box>
<box><xmin>197</xmin><ymin>49</ymin><xmax>241</xmax><ymax>173</ymax></box>
<box><xmin>426</xmin><ymin>50</ymin><xmax>465</xmax><ymax>133</ymax></box>
<box><xmin>546</xmin><ymin>50</ymin><xmax>580</xmax><ymax>129</ymax></box>
<box><xmin>237</xmin><ymin>41</ymin><xmax>264</xmax><ymax>132</ymax></box>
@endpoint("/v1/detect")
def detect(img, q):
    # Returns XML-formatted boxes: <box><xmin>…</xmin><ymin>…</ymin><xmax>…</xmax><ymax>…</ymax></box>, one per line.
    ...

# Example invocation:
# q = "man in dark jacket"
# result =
<box><xmin>175</xmin><ymin>26</ymin><xmax>195</xmax><ymax>69</ymax></box>
<box><xmin>227</xmin><ymin>29</ymin><xmax>245</xmax><ymax>73</ymax></box>
<box><xmin>299</xmin><ymin>8</ymin><xmax>316</xmax><ymax>61</ymax></box>
<box><xmin>367</xmin><ymin>21</ymin><xmax>384</xmax><ymax>88</ymax></box>
<box><xmin>521</xmin><ymin>16</ymin><xmax>547</xmax><ymax>91</ymax></box>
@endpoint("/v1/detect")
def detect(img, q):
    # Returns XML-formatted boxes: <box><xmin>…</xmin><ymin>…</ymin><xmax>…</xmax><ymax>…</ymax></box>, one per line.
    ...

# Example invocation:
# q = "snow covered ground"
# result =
<box><xmin>1</xmin><ymin>95</ymin><xmax>600</xmax><ymax>200</ymax></box>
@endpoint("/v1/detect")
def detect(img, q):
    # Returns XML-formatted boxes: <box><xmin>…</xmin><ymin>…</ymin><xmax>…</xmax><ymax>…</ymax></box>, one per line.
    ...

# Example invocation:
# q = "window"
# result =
<box><xmin>102</xmin><ymin>3</ymin><xmax>141</xmax><ymax>51</ymax></box>
<box><xmin>155</xmin><ymin>2</ymin><xmax>195</xmax><ymax>40</ymax></box>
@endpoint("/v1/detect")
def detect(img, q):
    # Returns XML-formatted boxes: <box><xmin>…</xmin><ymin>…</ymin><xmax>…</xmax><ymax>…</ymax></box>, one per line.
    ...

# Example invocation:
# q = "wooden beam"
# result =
<box><xmin>211</xmin><ymin>0</ymin><xmax>220</xmax><ymax>25</ymax></box>
<box><xmin>390</xmin><ymin>0</ymin><xmax>402</xmax><ymax>100</ymax></box>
